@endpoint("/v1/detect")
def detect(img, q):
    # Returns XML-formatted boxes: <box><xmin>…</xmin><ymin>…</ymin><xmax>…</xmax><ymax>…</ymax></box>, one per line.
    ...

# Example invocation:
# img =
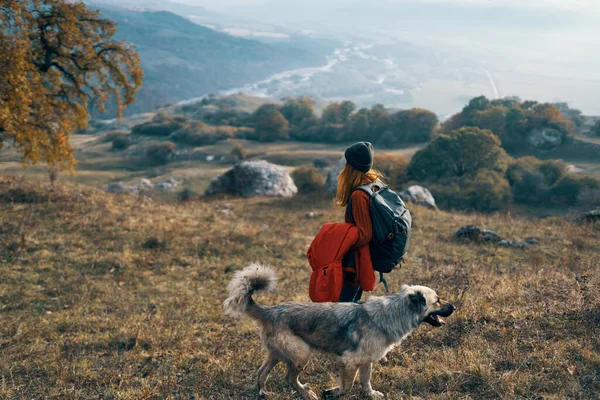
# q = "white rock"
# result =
<box><xmin>106</xmin><ymin>182</ymin><xmax>138</xmax><ymax>194</ymax></box>
<box><xmin>399</xmin><ymin>185</ymin><xmax>437</xmax><ymax>209</ymax></box>
<box><xmin>205</xmin><ymin>160</ymin><xmax>297</xmax><ymax>198</ymax></box>
<box><xmin>527</xmin><ymin>128</ymin><xmax>564</xmax><ymax>150</ymax></box>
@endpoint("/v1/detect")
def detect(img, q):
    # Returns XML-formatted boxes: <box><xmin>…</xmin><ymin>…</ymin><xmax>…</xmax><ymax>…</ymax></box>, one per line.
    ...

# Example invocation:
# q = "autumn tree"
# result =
<box><xmin>0</xmin><ymin>0</ymin><xmax>143</xmax><ymax>171</ymax></box>
<box><xmin>322</xmin><ymin>101</ymin><xmax>355</xmax><ymax>124</ymax></box>
<box><xmin>252</xmin><ymin>104</ymin><xmax>289</xmax><ymax>142</ymax></box>
<box><xmin>280</xmin><ymin>97</ymin><xmax>317</xmax><ymax>128</ymax></box>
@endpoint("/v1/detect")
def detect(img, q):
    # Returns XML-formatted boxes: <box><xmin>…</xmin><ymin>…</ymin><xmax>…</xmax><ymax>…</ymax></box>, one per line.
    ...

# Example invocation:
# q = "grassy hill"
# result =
<box><xmin>90</xmin><ymin>7</ymin><xmax>335</xmax><ymax>116</ymax></box>
<box><xmin>1</xmin><ymin>177</ymin><xmax>599</xmax><ymax>398</ymax></box>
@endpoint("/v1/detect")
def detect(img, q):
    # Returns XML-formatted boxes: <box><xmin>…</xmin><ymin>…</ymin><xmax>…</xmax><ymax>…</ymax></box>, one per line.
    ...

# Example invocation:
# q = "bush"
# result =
<box><xmin>111</xmin><ymin>134</ymin><xmax>131</xmax><ymax>150</ymax></box>
<box><xmin>178</xmin><ymin>188</ymin><xmax>198</xmax><ymax>202</ymax></box>
<box><xmin>408</xmin><ymin>127</ymin><xmax>510</xmax><ymax>181</ymax></box>
<box><xmin>252</xmin><ymin>105</ymin><xmax>289</xmax><ymax>142</ymax></box>
<box><xmin>539</xmin><ymin>160</ymin><xmax>568</xmax><ymax>186</ymax></box>
<box><xmin>313</xmin><ymin>159</ymin><xmax>330</xmax><ymax>169</ymax></box>
<box><xmin>432</xmin><ymin>171</ymin><xmax>512</xmax><ymax>212</ymax></box>
<box><xmin>169</xmin><ymin>122</ymin><xmax>236</xmax><ymax>146</ymax></box>
<box><xmin>292</xmin><ymin>166</ymin><xmax>325</xmax><ymax>194</ymax></box>
<box><xmin>132</xmin><ymin>121</ymin><xmax>186</xmax><ymax>136</ymax></box>
<box><xmin>550</xmin><ymin>176</ymin><xmax>599</xmax><ymax>205</ymax></box>
<box><xmin>230</xmin><ymin>144</ymin><xmax>247</xmax><ymax>161</ymax></box>
<box><xmin>590</xmin><ymin>120</ymin><xmax>600</xmax><ymax>137</ymax></box>
<box><xmin>291</xmin><ymin>123</ymin><xmax>344</xmax><ymax>142</ymax></box>
<box><xmin>145</xmin><ymin>142</ymin><xmax>176</xmax><ymax>165</ymax></box>
<box><xmin>131</xmin><ymin>114</ymin><xmax>188</xmax><ymax>137</ymax></box>
<box><xmin>507</xmin><ymin>157</ymin><xmax>569</xmax><ymax>205</ymax></box>
<box><xmin>374</xmin><ymin>154</ymin><xmax>408</xmax><ymax>189</ymax></box>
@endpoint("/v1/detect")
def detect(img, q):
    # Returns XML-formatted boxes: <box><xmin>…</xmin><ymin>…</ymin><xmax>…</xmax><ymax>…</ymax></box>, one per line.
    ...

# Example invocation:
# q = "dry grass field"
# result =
<box><xmin>1</xmin><ymin>176</ymin><xmax>599</xmax><ymax>399</ymax></box>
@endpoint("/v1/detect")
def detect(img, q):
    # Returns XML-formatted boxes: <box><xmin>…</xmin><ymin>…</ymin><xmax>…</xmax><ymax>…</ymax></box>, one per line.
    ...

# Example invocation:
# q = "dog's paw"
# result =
<box><xmin>322</xmin><ymin>387</ymin><xmax>341</xmax><ymax>399</ymax></box>
<box><xmin>367</xmin><ymin>390</ymin><xmax>385</xmax><ymax>399</ymax></box>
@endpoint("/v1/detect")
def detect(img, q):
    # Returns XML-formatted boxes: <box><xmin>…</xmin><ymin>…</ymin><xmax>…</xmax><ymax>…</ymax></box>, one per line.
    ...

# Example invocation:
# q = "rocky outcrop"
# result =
<box><xmin>498</xmin><ymin>239</ymin><xmax>540</xmax><ymax>248</ymax></box>
<box><xmin>205</xmin><ymin>160</ymin><xmax>297</xmax><ymax>198</ymax></box>
<box><xmin>455</xmin><ymin>226</ymin><xmax>502</xmax><ymax>242</ymax></box>
<box><xmin>399</xmin><ymin>185</ymin><xmax>437</xmax><ymax>209</ymax></box>
<box><xmin>324</xmin><ymin>157</ymin><xmax>345</xmax><ymax>193</ymax></box>
<box><xmin>527</xmin><ymin>128</ymin><xmax>564</xmax><ymax>150</ymax></box>
<box><xmin>575</xmin><ymin>210</ymin><xmax>600</xmax><ymax>224</ymax></box>
<box><xmin>106</xmin><ymin>182</ymin><xmax>138</xmax><ymax>194</ymax></box>
<box><xmin>106</xmin><ymin>177</ymin><xmax>181</xmax><ymax>193</ymax></box>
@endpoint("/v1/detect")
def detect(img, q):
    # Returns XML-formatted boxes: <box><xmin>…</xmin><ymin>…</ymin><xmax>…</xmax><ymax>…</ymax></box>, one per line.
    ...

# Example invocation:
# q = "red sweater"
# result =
<box><xmin>344</xmin><ymin>190</ymin><xmax>376</xmax><ymax>291</ymax></box>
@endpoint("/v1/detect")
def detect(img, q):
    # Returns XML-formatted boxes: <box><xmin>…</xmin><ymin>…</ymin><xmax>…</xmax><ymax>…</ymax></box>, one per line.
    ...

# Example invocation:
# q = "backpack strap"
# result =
<box><xmin>346</xmin><ymin>180</ymin><xmax>385</xmax><ymax>222</ymax></box>
<box><xmin>379</xmin><ymin>272</ymin><xmax>389</xmax><ymax>295</ymax></box>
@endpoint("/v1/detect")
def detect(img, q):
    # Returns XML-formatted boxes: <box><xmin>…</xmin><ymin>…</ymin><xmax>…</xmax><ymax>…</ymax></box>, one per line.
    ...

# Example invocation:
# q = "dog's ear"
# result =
<box><xmin>409</xmin><ymin>291</ymin><xmax>426</xmax><ymax>311</ymax></box>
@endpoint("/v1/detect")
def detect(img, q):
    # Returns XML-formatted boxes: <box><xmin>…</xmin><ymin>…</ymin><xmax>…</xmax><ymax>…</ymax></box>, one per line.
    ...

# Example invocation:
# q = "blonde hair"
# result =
<box><xmin>336</xmin><ymin>163</ymin><xmax>384</xmax><ymax>206</ymax></box>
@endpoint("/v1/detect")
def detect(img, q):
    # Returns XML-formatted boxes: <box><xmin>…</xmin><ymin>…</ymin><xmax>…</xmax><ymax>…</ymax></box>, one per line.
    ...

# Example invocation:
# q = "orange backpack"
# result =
<box><xmin>307</xmin><ymin>223</ymin><xmax>359</xmax><ymax>302</ymax></box>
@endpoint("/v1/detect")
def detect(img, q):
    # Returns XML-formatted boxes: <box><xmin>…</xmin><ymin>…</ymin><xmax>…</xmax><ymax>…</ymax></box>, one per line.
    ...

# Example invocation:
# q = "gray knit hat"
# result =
<box><xmin>344</xmin><ymin>142</ymin><xmax>374</xmax><ymax>172</ymax></box>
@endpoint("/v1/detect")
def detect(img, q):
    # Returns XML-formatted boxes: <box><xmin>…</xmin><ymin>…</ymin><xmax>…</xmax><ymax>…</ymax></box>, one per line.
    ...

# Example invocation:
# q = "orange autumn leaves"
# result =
<box><xmin>0</xmin><ymin>0</ymin><xmax>143</xmax><ymax>170</ymax></box>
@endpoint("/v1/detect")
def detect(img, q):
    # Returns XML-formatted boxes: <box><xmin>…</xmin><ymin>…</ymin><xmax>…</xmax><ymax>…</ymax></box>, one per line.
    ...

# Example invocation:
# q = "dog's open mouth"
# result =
<box><xmin>424</xmin><ymin>313</ymin><xmax>445</xmax><ymax>327</ymax></box>
<box><xmin>423</xmin><ymin>304</ymin><xmax>456</xmax><ymax>327</ymax></box>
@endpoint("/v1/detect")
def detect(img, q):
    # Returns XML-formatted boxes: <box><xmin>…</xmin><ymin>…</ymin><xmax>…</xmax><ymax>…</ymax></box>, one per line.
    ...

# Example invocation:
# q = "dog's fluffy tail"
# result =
<box><xmin>223</xmin><ymin>263</ymin><xmax>277</xmax><ymax>318</ymax></box>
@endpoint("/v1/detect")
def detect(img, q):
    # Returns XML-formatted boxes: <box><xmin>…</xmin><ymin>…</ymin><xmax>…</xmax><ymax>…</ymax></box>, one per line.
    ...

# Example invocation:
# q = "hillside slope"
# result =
<box><xmin>91</xmin><ymin>7</ymin><xmax>334</xmax><ymax>116</ymax></box>
<box><xmin>1</xmin><ymin>177</ymin><xmax>599</xmax><ymax>398</ymax></box>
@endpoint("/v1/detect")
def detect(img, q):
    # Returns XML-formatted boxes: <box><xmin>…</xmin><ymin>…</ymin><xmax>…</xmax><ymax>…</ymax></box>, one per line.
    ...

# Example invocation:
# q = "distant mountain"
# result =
<box><xmin>90</xmin><ymin>6</ymin><xmax>335</xmax><ymax>117</ymax></box>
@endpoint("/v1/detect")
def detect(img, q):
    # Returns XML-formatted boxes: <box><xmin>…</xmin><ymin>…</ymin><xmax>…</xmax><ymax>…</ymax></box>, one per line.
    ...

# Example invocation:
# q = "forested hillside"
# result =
<box><xmin>91</xmin><ymin>7</ymin><xmax>334</xmax><ymax>116</ymax></box>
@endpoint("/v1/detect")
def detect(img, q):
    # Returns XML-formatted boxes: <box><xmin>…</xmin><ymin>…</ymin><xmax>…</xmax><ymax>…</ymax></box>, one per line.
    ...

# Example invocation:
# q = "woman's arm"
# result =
<box><xmin>350</xmin><ymin>190</ymin><xmax>372</xmax><ymax>247</ymax></box>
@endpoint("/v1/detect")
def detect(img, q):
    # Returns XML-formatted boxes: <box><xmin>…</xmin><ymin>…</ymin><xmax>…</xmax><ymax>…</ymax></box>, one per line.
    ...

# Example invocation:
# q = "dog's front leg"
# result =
<box><xmin>285</xmin><ymin>362</ymin><xmax>317</xmax><ymax>400</ymax></box>
<box><xmin>359</xmin><ymin>363</ymin><xmax>384</xmax><ymax>398</ymax></box>
<box><xmin>323</xmin><ymin>364</ymin><xmax>359</xmax><ymax>399</ymax></box>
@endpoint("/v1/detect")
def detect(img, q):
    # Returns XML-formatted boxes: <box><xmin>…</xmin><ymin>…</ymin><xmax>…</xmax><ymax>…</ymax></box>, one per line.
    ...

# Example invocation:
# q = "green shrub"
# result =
<box><xmin>178</xmin><ymin>188</ymin><xmax>198</xmax><ymax>202</ymax></box>
<box><xmin>374</xmin><ymin>154</ymin><xmax>408</xmax><ymax>189</ymax></box>
<box><xmin>313</xmin><ymin>159</ymin><xmax>330</xmax><ymax>169</ymax></box>
<box><xmin>230</xmin><ymin>144</ymin><xmax>247</xmax><ymax>161</ymax></box>
<box><xmin>408</xmin><ymin>127</ymin><xmax>510</xmax><ymax>181</ymax></box>
<box><xmin>169</xmin><ymin>122</ymin><xmax>235</xmax><ymax>146</ymax></box>
<box><xmin>550</xmin><ymin>176</ymin><xmax>599</xmax><ymax>205</ymax></box>
<box><xmin>132</xmin><ymin>121</ymin><xmax>185</xmax><ymax>136</ymax></box>
<box><xmin>507</xmin><ymin>157</ymin><xmax>569</xmax><ymax>205</ymax></box>
<box><xmin>432</xmin><ymin>171</ymin><xmax>511</xmax><ymax>212</ymax></box>
<box><xmin>111</xmin><ymin>135</ymin><xmax>131</xmax><ymax>150</ymax></box>
<box><xmin>291</xmin><ymin>123</ymin><xmax>344</xmax><ymax>142</ymax></box>
<box><xmin>145</xmin><ymin>142</ymin><xmax>176</xmax><ymax>165</ymax></box>
<box><xmin>292</xmin><ymin>166</ymin><xmax>325</xmax><ymax>194</ymax></box>
<box><xmin>252</xmin><ymin>104</ymin><xmax>289</xmax><ymax>142</ymax></box>
<box><xmin>539</xmin><ymin>160</ymin><xmax>568</xmax><ymax>186</ymax></box>
<box><xmin>131</xmin><ymin>114</ymin><xmax>188</xmax><ymax>137</ymax></box>
<box><xmin>590</xmin><ymin>120</ymin><xmax>600</xmax><ymax>137</ymax></box>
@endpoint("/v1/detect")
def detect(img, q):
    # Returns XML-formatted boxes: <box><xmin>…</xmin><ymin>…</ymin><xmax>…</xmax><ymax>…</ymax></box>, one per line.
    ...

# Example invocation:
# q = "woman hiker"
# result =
<box><xmin>336</xmin><ymin>142</ymin><xmax>384</xmax><ymax>302</ymax></box>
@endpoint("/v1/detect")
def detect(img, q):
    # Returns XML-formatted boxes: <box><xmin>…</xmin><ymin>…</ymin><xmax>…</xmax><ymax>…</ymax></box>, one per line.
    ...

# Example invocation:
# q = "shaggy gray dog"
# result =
<box><xmin>223</xmin><ymin>263</ymin><xmax>455</xmax><ymax>399</ymax></box>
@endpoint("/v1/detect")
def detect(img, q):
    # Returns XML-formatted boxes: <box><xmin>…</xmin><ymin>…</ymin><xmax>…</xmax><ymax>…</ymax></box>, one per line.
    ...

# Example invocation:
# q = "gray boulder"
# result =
<box><xmin>106</xmin><ymin>182</ymin><xmax>138</xmax><ymax>194</ymax></box>
<box><xmin>455</xmin><ymin>225</ymin><xmax>502</xmax><ymax>242</ymax></box>
<box><xmin>399</xmin><ymin>185</ymin><xmax>437</xmax><ymax>209</ymax></box>
<box><xmin>499</xmin><ymin>238</ymin><xmax>540</xmax><ymax>249</ymax></box>
<box><xmin>527</xmin><ymin>128</ymin><xmax>564</xmax><ymax>150</ymax></box>
<box><xmin>205</xmin><ymin>160</ymin><xmax>297</xmax><ymax>198</ymax></box>
<box><xmin>575</xmin><ymin>210</ymin><xmax>600</xmax><ymax>224</ymax></box>
<box><xmin>155</xmin><ymin>177</ymin><xmax>181</xmax><ymax>191</ymax></box>
<box><xmin>324</xmin><ymin>157</ymin><xmax>346</xmax><ymax>193</ymax></box>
